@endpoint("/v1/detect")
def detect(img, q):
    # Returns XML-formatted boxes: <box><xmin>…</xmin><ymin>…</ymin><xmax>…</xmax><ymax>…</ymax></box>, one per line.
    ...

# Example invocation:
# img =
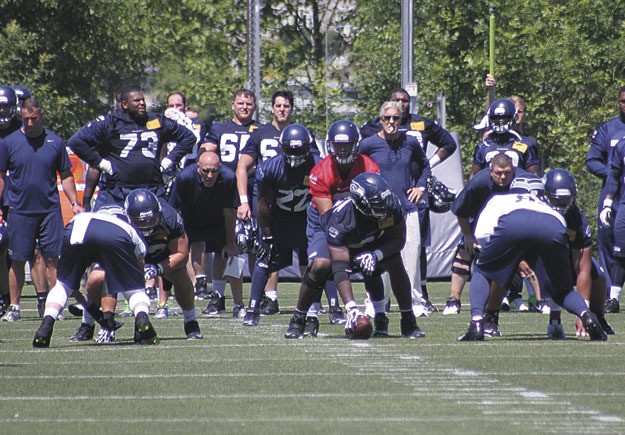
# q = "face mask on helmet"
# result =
<box><xmin>350</xmin><ymin>173</ymin><xmax>396</xmax><ymax>220</ymax></box>
<box><xmin>488</xmin><ymin>99</ymin><xmax>517</xmax><ymax>135</ymax></box>
<box><xmin>124</xmin><ymin>189</ymin><xmax>162</xmax><ymax>230</ymax></box>
<box><xmin>326</xmin><ymin>120</ymin><xmax>360</xmax><ymax>165</ymax></box>
<box><xmin>280</xmin><ymin>124</ymin><xmax>312</xmax><ymax>168</ymax></box>
<box><xmin>544</xmin><ymin>169</ymin><xmax>577</xmax><ymax>214</ymax></box>
<box><xmin>0</xmin><ymin>86</ymin><xmax>17</xmax><ymax>128</ymax></box>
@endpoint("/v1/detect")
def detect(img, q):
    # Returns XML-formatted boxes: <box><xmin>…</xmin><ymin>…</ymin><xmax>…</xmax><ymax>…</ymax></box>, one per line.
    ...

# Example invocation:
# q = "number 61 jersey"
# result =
<box><xmin>68</xmin><ymin>108</ymin><xmax>196</xmax><ymax>187</ymax></box>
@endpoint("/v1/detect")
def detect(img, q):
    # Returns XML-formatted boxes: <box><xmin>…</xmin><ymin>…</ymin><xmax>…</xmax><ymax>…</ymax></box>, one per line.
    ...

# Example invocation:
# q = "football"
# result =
<box><xmin>350</xmin><ymin>315</ymin><xmax>373</xmax><ymax>340</ymax></box>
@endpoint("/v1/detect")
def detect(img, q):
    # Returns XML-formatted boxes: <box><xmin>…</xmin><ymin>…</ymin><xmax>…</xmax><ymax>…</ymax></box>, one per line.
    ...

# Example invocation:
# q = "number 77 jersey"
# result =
<box><xmin>68</xmin><ymin>109</ymin><xmax>196</xmax><ymax>187</ymax></box>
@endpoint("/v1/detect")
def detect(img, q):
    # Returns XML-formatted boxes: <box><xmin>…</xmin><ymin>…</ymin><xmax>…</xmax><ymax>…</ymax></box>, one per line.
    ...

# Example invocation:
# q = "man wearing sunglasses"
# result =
<box><xmin>359</xmin><ymin>101</ymin><xmax>430</xmax><ymax>326</ymax></box>
<box><xmin>361</xmin><ymin>88</ymin><xmax>457</xmax><ymax>316</ymax></box>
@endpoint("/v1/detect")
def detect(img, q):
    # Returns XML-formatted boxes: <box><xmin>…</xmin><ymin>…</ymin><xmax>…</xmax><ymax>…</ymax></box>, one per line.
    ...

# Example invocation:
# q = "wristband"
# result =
<box><xmin>373</xmin><ymin>249</ymin><xmax>384</xmax><ymax>261</ymax></box>
<box><xmin>429</xmin><ymin>154</ymin><xmax>441</xmax><ymax>168</ymax></box>
<box><xmin>240</xmin><ymin>195</ymin><xmax>249</xmax><ymax>203</ymax></box>
<box><xmin>156</xmin><ymin>263</ymin><xmax>164</xmax><ymax>275</ymax></box>
<box><xmin>603</xmin><ymin>198</ymin><xmax>613</xmax><ymax>208</ymax></box>
<box><xmin>71</xmin><ymin>201</ymin><xmax>81</xmax><ymax>207</ymax></box>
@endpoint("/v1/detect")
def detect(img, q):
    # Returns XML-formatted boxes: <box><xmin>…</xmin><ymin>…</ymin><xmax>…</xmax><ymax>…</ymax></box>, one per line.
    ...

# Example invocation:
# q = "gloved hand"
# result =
<box><xmin>599</xmin><ymin>199</ymin><xmax>613</xmax><ymax>228</ymax></box>
<box><xmin>144</xmin><ymin>263</ymin><xmax>162</xmax><ymax>281</ymax></box>
<box><xmin>353</xmin><ymin>251</ymin><xmax>378</xmax><ymax>276</ymax></box>
<box><xmin>98</xmin><ymin>158</ymin><xmax>114</xmax><ymax>176</ymax></box>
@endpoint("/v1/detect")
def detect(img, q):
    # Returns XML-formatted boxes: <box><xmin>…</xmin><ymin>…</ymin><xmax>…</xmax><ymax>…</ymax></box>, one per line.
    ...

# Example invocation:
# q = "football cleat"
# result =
<box><xmin>232</xmin><ymin>303</ymin><xmax>246</xmax><ymax>319</ymax></box>
<box><xmin>194</xmin><ymin>277</ymin><xmax>211</xmax><ymax>300</ymax></box>
<box><xmin>33</xmin><ymin>316</ymin><xmax>55</xmax><ymax>348</ymax></box>
<box><xmin>2</xmin><ymin>305</ymin><xmax>20</xmax><ymax>322</ymax></box>
<box><xmin>260</xmin><ymin>298</ymin><xmax>279</xmax><ymax>316</ymax></box>
<box><xmin>412</xmin><ymin>301</ymin><xmax>429</xmax><ymax>318</ymax></box>
<box><xmin>442</xmin><ymin>297</ymin><xmax>461</xmax><ymax>315</ymax></box>
<box><xmin>500</xmin><ymin>297</ymin><xmax>511</xmax><ymax>312</ymax></box>
<box><xmin>547</xmin><ymin>322</ymin><xmax>566</xmax><ymax>340</ymax></box>
<box><xmin>457</xmin><ymin>320</ymin><xmax>485</xmax><ymax>341</ymax></box>
<box><xmin>328</xmin><ymin>305</ymin><xmax>347</xmax><ymax>325</ymax></box>
<box><xmin>372</xmin><ymin>313</ymin><xmax>389</xmax><ymax>337</ymax></box>
<box><xmin>604</xmin><ymin>298</ymin><xmax>620</xmax><ymax>313</ymax></box>
<box><xmin>134</xmin><ymin>312</ymin><xmax>159</xmax><ymax>345</ymax></box>
<box><xmin>70</xmin><ymin>323</ymin><xmax>95</xmax><ymax>342</ymax></box>
<box><xmin>535</xmin><ymin>299</ymin><xmax>551</xmax><ymax>314</ymax></box>
<box><xmin>483</xmin><ymin>322</ymin><xmax>501</xmax><ymax>337</ymax></box>
<box><xmin>510</xmin><ymin>297</ymin><xmax>529</xmax><ymax>312</ymax></box>
<box><xmin>597</xmin><ymin>314</ymin><xmax>615</xmax><ymax>335</ymax></box>
<box><xmin>184</xmin><ymin>320</ymin><xmax>203</xmax><ymax>340</ymax></box>
<box><xmin>118</xmin><ymin>300</ymin><xmax>133</xmax><ymax>317</ymax></box>
<box><xmin>581</xmin><ymin>311</ymin><xmax>608</xmax><ymax>341</ymax></box>
<box><xmin>284</xmin><ymin>313</ymin><xmax>306</xmax><ymax>339</ymax></box>
<box><xmin>303</xmin><ymin>316</ymin><xmax>320</xmax><ymax>337</ymax></box>
<box><xmin>154</xmin><ymin>304</ymin><xmax>169</xmax><ymax>319</ymax></box>
<box><xmin>242</xmin><ymin>309</ymin><xmax>260</xmax><ymax>327</ymax></box>
<box><xmin>400</xmin><ymin>312</ymin><xmax>425</xmax><ymax>338</ymax></box>
<box><xmin>202</xmin><ymin>292</ymin><xmax>226</xmax><ymax>316</ymax></box>
<box><xmin>423</xmin><ymin>299</ymin><xmax>438</xmax><ymax>313</ymax></box>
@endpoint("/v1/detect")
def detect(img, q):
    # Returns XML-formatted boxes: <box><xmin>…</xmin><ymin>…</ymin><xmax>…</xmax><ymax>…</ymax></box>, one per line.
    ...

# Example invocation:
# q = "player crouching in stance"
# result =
<box><xmin>457</xmin><ymin>174</ymin><xmax>607</xmax><ymax>341</ymax></box>
<box><xmin>314</xmin><ymin>172</ymin><xmax>423</xmax><ymax>339</ymax></box>
<box><xmin>33</xmin><ymin>207</ymin><xmax>158</xmax><ymax>348</ymax></box>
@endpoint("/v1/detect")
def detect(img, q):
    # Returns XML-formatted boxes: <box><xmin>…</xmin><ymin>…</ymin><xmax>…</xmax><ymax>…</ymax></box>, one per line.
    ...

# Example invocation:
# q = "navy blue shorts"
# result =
<box><xmin>57</xmin><ymin>220</ymin><xmax>144</xmax><ymax>294</ymax></box>
<box><xmin>7</xmin><ymin>211</ymin><xmax>64</xmax><ymax>261</ymax></box>
<box><xmin>475</xmin><ymin>210</ymin><xmax>574</xmax><ymax>299</ymax></box>
<box><xmin>306</xmin><ymin>206</ymin><xmax>330</xmax><ymax>261</ymax></box>
<box><xmin>185</xmin><ymin>225</ymin><xmax>226</xmax><ymax>252</ymax></box>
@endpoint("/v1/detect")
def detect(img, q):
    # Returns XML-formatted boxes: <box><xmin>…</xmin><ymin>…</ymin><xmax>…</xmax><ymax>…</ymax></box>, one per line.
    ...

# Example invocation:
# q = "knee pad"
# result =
<box><xmin>451</xmin><ymin>255</ymin><xmax>472</xmax><ymax>276</ymax></box>
<box><xmin>46</xmin><ymin>281</ymin><xmax>72</xmax><ymax>308</ymax></box>
<box><xmin>302</xmin><ymin>273</ymin><xmax>324</xmax><ymax>294</ymax></box>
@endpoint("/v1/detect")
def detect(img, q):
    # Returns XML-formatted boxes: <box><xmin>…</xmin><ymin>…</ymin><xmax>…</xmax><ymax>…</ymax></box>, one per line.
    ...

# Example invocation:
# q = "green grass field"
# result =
<box><xmin>1</xmin><ymin>282</ymin><xmax>624</xmax><ymax>434</ymax></box>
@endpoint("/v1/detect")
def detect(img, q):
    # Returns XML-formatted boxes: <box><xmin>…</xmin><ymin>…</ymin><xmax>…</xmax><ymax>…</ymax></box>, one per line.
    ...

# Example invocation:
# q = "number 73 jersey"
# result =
<box><xmin>68</xmin><ymin>109</ymin><xmax>196</xmax><ymax>186</ymax></box>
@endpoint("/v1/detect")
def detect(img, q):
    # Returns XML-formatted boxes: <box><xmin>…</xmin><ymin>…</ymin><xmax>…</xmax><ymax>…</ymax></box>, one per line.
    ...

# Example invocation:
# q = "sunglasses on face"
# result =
<box><xmin>199</xmin><ymin>167</ymin><xmax>219</xmax><ymax>174</ymax></box>
<box><xmin>382</xmin><ymin>115</ymin><xmax>400</xmax><ymax>122</ymax></box>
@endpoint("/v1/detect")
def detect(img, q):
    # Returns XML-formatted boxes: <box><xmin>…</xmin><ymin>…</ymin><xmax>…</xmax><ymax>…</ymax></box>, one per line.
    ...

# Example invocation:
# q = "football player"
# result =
<box><xmin>470</xmin><ymin>99</ymin><xmax>540</xmax><ymax>177</ymax></box>
<box><xmin>361</xmin><ymin>88</ymin><xmax>457</xmax><ymax>313</ymax></box>
<box><xmin>68</xmin><ymin>85</ymin><xmax>197</xmax><ymax>209</ymax></box>
<box><xmin>285</xmin><ymin>120</ymin><xmax>382</xmax><ymax>339</ymax></box>
<box><xmin>586</xmin><ymin>86</ymin><xmax>625</xmax><ymax>314</ymax></box>
<box><xmin>241</xmin><ymin>124</ymin><xmax>320</xmax><ymax>327</ymax></box>
<box><xmin>541</xmin><ymin>169</ymin><xmax>614</xmax><ymax>339</ymax></box>
<box><xmin>457</xmin><ymin>174</ymin><xmax>607</xmax><ymax>341</ymax></box>
<box><xmin>321</xmin><ymin>172</ymin><xmax>424</xmax><ymax>339</ymax></box>
<box><xmin>33</xmin><ymin>207</ymin><xmax>157</xmax><ymax>347</ymax></box>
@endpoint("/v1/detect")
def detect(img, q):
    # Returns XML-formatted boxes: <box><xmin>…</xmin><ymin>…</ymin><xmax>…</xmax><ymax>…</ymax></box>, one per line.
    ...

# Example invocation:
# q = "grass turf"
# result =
<box><xmin>1</xmin><ymin>281</ymin><xmax>624</xmax><ymax>434</ymax></box>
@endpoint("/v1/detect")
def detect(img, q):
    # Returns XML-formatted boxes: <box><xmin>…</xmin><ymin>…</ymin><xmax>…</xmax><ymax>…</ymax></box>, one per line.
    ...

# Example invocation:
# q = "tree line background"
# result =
<box><xmin>2</xmin><ymin>0</ymin><xmax>625</xmax><ymax>229</ymax></box>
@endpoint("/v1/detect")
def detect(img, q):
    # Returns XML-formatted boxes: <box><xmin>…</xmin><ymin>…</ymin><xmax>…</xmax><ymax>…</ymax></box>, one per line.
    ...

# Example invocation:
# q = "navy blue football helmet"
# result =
<box><xmin>11</xmin><ymin>85</ymin><xmax>31</xmax><ymax>106</ymax></box>
<box><xmin>326</xmin><ymin>120</ymin><xmax>360</xmax><ymax>165</ymax></box>
<box><xmin>279</xmin><ymin>124</ymin><xmax>313</xmax><ymax>167</ymax></box>
<box><xmin>124</xmin><ymin>189</ymin><xmax>162</xmax><ymax>230</ymax></box>
<box><xmin>235</xmin><ymin>218</ymin><xmax>256</xmax><ymax>254</ymax></box>
<box><xmin>349</xmin><ymin>172</ymin><xmax>398</xmax><ymax>219</ymax></box>
<box><xmin>488</xmin><ymin>98</ymin><xmax>517</xmax><ymax>134</ymax></box>
<box><xmin>0</xmin><ymin>85</ymin><xmax>17</xmax><ymax>128</ymax></box>
<box><xmin>544</xmin><ymin>168</ymin><xmax>577</xmax><ymax>214</ymax></box>
<box><xmin>510</xmin><ymin>173</ymin><xmax>545</xmax><ymax>197</ymax></box>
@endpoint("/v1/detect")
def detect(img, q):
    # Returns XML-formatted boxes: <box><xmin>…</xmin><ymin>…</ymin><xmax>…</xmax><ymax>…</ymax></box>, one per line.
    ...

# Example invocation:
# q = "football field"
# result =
<box><xmin>1</xmin><ymin>282</ymin><xmax>624</xmax><ymax>434</ymax></box>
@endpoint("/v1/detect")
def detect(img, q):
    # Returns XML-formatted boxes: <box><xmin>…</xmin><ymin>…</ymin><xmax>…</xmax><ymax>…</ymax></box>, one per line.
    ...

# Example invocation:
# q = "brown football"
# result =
<box><xmin>351</xmin><ymin>315</ymin><xmax>373</xmax><ymax>340</ymax></box>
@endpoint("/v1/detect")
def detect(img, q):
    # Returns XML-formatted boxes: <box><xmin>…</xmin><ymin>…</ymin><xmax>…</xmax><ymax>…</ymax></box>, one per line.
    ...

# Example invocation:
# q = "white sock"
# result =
<box><xmin>610</xmin><ymin>285</ymin><xmax>622</xmax><ymax>300</ymax></box>
<box><xmin>265</xmin><ymin>290</ymin><xmax>278</xmax><ymax>301</ymax></box>
<box><xmin>307</xmin><ymin>302</ymin><xmax>320</xmax><ymax>317</ymax></box>
<box><xmin>212</xmin><ymin>279</ymin><xmax>226</xmax><ymax>297</ymax></box>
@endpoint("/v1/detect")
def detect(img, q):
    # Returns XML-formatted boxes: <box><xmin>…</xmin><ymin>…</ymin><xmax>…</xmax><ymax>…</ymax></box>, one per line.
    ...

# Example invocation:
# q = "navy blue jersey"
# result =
<box><xmin>452</xmin><ymin>166</ymin><xmax>528</xmax><ymax>220</ymax></box>
<box><xmin>360</xmin><ymin>113</ymin><xmax>457</xmax><ymax>157</ymax></box>
<box><xmin>255</xmin><ymin>153</ymin><xmax>319</xmax><ymax>220</ymax></box>
<box><xmin>0</xmin><ymin>128</ymin><xmax>72</xmax><ymax>213</ymax></box>
<box><xmin>68</xmin><ymin>109</ymin><xmax>196</xmax><ymax>188</ymax></box>
<box><xmin>605</xmin><ymin>138</ymin><xmax>625</xmax><ymax>203</ymax></box>
<box><xmin>563</xmin><ymin>204</ymin><xmax>592</xmax><ymax>250</ymax></box>
<box><xmin>142</xmin><ymin>201</ymin><xmax>185</xmax><ymax>264</ymax></box>
<box><xmin>169</xmin><ymin>163</ymin><xmax>238</xmax><ymax>230</ymax></box>
<box><xmin>204</xmin><ymin>119</ymin><xmax>261</xmax><ymax>172</ymax></box>
<box><xmin>240</xmin><ymin>122</ymin><xmax>282</xmax><ymax>163</ymax></box>
<box><xmin>321</xmin><ymin>196</ymin><xmax>404</xmax><ymax>253</ymax></box>
<box><xmin>472</xmin><ymin>130</ymin><xmax>540</xmax><ymax>170</ymax></box>
<box><xmin>586</xmin><ymin>116</ymin><xmax>625</xmax><ymax>205</ymax></box>
<box><xmin>358</xmin><ymin>132</ymin><xmax>430</xmax><ymax>213</ymax></box>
